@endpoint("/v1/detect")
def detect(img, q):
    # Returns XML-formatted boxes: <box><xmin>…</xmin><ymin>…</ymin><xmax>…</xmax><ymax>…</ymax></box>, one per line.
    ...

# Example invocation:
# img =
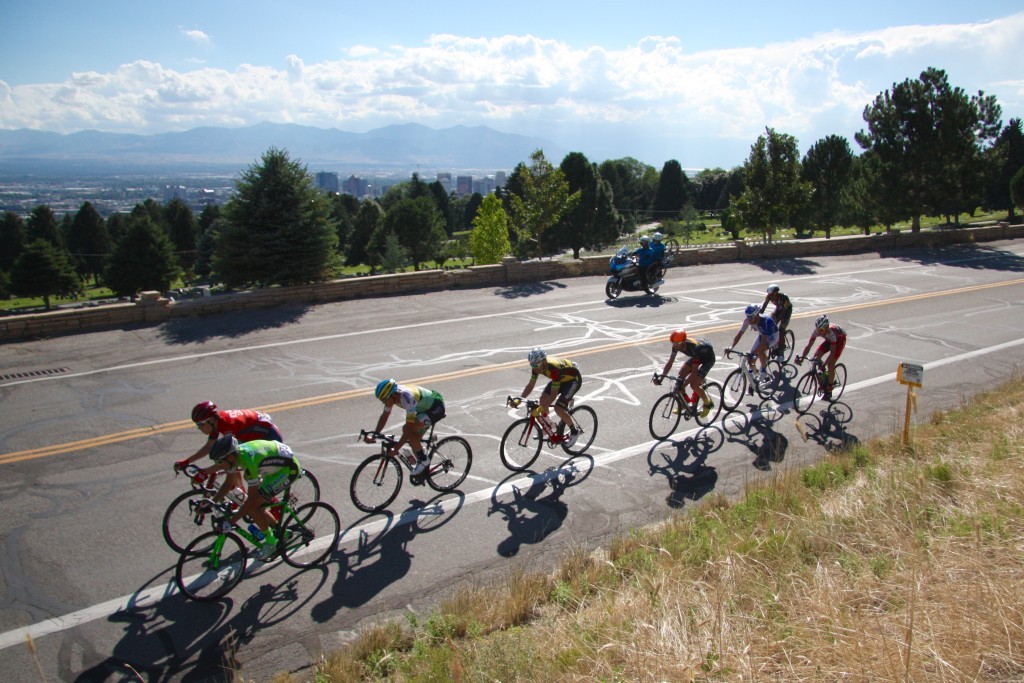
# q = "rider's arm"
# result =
<box><xmin>521</xmin><ymin>373</ymin><xmax>538</xmax><ymax>398</ymax></box>
<box><xmin>660</xmin><ymin>349</ymin><xmax>678</xmax><ymax>378</ymax></box>
<box><xmin>185</xmin><ymin>437</ymin><xmax>216</xmax><ymax>464</ymax></box>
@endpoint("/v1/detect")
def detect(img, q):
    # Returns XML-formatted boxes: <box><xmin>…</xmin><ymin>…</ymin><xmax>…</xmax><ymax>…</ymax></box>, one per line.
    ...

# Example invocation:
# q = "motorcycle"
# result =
<box><xmin>605</xmin><ymin>247</ymin><xmax>666</xmax><ymax>299</ymax></box>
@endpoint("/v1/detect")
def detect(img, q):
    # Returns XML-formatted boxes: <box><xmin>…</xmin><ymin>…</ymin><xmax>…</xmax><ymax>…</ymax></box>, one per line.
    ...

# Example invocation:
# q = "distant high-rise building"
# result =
<box><xmin>495</xmin><ymin>171</ymin><xmax>507</xmax><ymax>188</ymax></box>
<box><xmin>436</xmin><ymin>172</ymin><xmax>452</xmax><ymax>194</ymax></box>
<box><xmin>342</xmin><ymin>175</ymin><xmax>367</xmax><ymax>198</ymax></box>
<box><xmin>456</xmin><ymin>175</ymin><xmax>473</xmax><ymax>197</ymax></box>
<box><xmin>163</xmin><ymin>185</ymin><xmax>187</xmax><ymax>202</ymax></box>
<box><xmin>315</xmin><ymin>171</ymin><xmax>340</xmax><ymax>194</ymax></box>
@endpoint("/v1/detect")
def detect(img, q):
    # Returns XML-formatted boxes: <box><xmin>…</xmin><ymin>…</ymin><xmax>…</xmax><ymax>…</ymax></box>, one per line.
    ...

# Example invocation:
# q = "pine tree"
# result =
<box><xmin>217</xmin><ymin>148</ymin><xmax>339</xmax><ymax>287</ymax></box>
<box><xmin>10</xmin><ymin>239</ymin><xmax>82</xmax><ymax>310</ymax></box>
<box><xmin>105</xmin><ymin>217</ymin><xmax>181</xmax><ymax>297</ymax></box>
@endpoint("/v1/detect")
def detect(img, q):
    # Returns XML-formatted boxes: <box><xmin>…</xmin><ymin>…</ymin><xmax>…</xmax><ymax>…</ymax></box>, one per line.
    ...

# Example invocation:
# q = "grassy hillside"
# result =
<box><xmin>269</xmin><ymin>375</ymin><xmax>1024</xmax><ymax>682</ymax></box>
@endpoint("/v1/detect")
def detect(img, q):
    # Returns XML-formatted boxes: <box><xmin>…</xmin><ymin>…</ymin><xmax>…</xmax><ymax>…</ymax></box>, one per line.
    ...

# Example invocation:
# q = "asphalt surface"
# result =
<box><xmin>1</xmin><ymin>240</ymin><xmax>1023</xmax><ymax>682</ymax></box>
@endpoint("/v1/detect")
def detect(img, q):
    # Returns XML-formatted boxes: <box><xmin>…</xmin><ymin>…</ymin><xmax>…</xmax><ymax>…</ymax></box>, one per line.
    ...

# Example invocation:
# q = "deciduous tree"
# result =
<box><xmin>732</xmin><ymin>128</ymin><xmax>810</xmax><ymax>242</ymax></box>
<box><xmin>856</xmin><ymin>67</ymin><xmax>1001</xmax><ymax>230</ymax></box>
<box><xmin>507</xmin><ymin>149</ymin><xmax>579</xmax><ymax>259</ymax></box>
<box><xmin>468</xmin><ymin>193</ymin><xmax>512</xmax><ymax>265</ymax></box>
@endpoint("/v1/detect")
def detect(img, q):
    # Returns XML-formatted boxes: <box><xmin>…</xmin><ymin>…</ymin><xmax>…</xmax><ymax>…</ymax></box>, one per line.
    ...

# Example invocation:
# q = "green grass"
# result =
<box><xmin>0</xmin><ymin>284</ymin><xmax>118</xmax><ymax>313</ymax></box>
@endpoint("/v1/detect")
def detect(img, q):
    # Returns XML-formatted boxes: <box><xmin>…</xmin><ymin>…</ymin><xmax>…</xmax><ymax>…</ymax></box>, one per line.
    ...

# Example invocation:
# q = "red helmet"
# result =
<box><xmin>669</xmin><ymin>329</ymin><xmax>687</xmax><ymax>344</ymax></box>
<box><xmin>191</xmin><ymin>401</ymin><xmax>218</xmax><ymax>423</ymax></box>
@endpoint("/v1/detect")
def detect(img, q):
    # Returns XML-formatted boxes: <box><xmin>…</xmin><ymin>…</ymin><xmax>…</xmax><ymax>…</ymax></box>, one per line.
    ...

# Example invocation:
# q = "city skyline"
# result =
<box><xmin>2</xmin><ymin>1</ymin><xmax>1022</xmax><ymax>169</ymax></box>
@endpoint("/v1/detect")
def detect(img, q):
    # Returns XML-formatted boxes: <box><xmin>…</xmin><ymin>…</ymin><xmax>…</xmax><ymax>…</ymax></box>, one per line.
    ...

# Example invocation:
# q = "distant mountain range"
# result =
<box><xmin>0</xmin><ymin>122</ymin><xmax>564</xmax><ymax>174</ymax></box>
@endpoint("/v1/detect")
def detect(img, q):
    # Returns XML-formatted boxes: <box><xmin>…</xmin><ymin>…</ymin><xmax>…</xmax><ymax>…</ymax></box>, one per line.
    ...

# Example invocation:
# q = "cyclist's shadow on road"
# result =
<box><xmin>73</xmin><ymin>560</ymin><xmax>332</xmax><ymax>682</ymax></box>
<box><xmin>312</xmin><ymin>490</ymin><xmax>467</xmax><ymax>620</ymax></box>
<box><xmin>794</xmin><ymin>401</ymin><xmax>860</xmax><ymax>452</ymax></box>
<box><xmin>646</xmin><ymin>427</ymin><xmax>723</xmax><ymax>508</ymax></box>
<box><xmin>724</xmin><ymin>411</ymin><xmax>790</xmax><ymax>470</ymax></box>
<box><xmin>489</xmin><ymin>457</ymin><xmax>593</xmax><ymax>557</ymax></box>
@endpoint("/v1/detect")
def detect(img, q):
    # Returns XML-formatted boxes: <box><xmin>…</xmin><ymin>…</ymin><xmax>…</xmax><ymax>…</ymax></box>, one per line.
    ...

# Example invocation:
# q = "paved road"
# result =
<box><xmin>2</xmin><ymin>240</ymin><xmax>1023</xmax><ymax>682</ymax></box>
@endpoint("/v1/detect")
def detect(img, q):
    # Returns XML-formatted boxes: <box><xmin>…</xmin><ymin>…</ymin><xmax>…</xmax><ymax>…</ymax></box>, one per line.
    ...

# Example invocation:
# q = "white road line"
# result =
<box><xmin>5</xmin><ymin>250</ymin><xmax>1019</xmax><ymax>388</ymax></box>
<box><xmin>1</xmin><ymin>335</ymin><xmax>1023</xmax><ymax>651</ymax></box>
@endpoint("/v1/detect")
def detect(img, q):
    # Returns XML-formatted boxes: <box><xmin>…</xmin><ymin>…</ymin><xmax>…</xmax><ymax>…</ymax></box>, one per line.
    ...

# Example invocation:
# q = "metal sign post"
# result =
<box><xmin>897</xmin><ymin>362</ymin><xmax>924</xmax><ymax>445</ymax></box>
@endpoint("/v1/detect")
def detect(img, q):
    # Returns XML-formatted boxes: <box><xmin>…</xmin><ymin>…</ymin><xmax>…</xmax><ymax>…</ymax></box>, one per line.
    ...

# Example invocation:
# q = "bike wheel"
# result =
<box><xmin>605</xmin><ymin>279</ymin><xmax>622</xmax><ymax>300</ymax></box>
<box><xmin>780</xmin><ymin>329</ymin><xmax>796</xmax><ymax>364</ymax></box>
<box><xmin>287</xmin><ymin>469</ymin><xmax>320</xmax><ymax>506</ymax></box>
<box><xmin>563</xmin><ymin>404</ymin><xmax>598</xmax><ymax>455</ymax></box>
<box><xmin>722</xmin><ymin>368</ymin><xmax>748</xmax><ymax>411</ymax></box>
<box><xmin>695</xmin><ymin>381</ymin><xmax>724</xmax><ymax>427</ymax></box>
<box><xmin>794</xmin><ymin>371</ymin><xmax>819</xmax><ymax>414</ymax></box>
<box><xmin>499</xmin><ymin>418</ymin><xmax>543</xmax><ymax>471</ymax></box>
<box><xmin>175</xmin><ymin>531</ymin><xmax>247</xmax><ymax>602</ymax></box>
<box><xmin>350</xmin><ymin>454</ymin><xmax>403</xmax><ymax>513</ymax></box>
<box><xmin>279</xmin><ymin>501</ymin><xmax>340</xmax><ymax>568</ymax></box>
<box><xmin>829</xmin><ymin>363</ymin><xmax>848</xmax><ymax>401</ymax></box>
<box><xmin>427</xmin><ymin>436</ymin><xmax>473</xmax><ymax>492</ymax></box>
<box><xmin>648</xmin><ymin>393</ymin><xmax>683</xmax><ymax>440</ymax></box>
<box><xmin>755</xmin><ymin>360</ymin><xmax>784</xmax><ymax>399</ymax></box>
<box><xmin>162</xmin><ymin>490</ymin><xmax>215</xmax><ymax>554</ymax></box>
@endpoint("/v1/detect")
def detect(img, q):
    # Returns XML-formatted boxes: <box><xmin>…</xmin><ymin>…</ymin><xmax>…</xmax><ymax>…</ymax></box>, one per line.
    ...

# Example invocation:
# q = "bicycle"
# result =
<box><xmin>793</xmin><ymin>355</ymin><xmax>848</xmax><ymax>414</ymax></box>
<box><xmin>499</xmin><ymin>396</ymin><xmax>598</xmax><ymax>471</ymax></box>
<box><xmin>648</xmin><ymin>372</ymin><xmax>724</xmax><ymax>440</ymax></box>
<box><xmin>349</xmin><ymin>427</ymin><xmax>473</xmax><ymax>513</ymax></box>
<box><xmin>163</xmin><ymin>463</ymin><xmax>320</xmax><ymax>554</ymax></box>
<box><xmin>774</xmin><ymin>327</ymin><xmax>796</xmax><ymax>364</ymax></box>
<box><xmin>721</xmin><ymin>348</ymin><xmax>784</xmax><ymax>410</ymax></box>
<box><xmin>173</xmin><ymin>488</ymin><xmax>340</xmax><ymax>602</ymax></box>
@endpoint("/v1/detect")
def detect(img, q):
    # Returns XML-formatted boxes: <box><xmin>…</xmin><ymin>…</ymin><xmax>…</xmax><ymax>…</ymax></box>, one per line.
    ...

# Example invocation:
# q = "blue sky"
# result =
<box><xmin>2</xmin><ymin>1</ymin><xmax>1023</xmax><ymax>169</ymax></box>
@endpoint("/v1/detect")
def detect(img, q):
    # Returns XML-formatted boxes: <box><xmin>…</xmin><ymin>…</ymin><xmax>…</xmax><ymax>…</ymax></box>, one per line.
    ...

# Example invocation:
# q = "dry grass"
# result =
<box><xmin>279</xmin><ymin>377</ymin><xmax>1024</xmax><ymax>682</ymax></box>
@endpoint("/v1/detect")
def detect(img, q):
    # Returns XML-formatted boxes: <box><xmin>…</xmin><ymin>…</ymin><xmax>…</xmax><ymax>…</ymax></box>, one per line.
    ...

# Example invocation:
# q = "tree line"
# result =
<box><xmin>2</xmin><ymin>67</ymin><xmax>1023</xmax><ymax>310</ymax></box>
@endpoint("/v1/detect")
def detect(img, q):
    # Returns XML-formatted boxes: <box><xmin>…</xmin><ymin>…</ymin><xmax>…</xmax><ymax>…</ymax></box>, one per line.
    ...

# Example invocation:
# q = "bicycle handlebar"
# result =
<box><xmin>358</xmin><ymin>428</ymin><xmax>398</xmax><ymax>445</ymax></box>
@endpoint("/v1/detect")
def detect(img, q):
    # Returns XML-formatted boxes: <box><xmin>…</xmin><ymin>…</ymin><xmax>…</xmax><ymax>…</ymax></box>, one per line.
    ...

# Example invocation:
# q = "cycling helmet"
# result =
<box><xmin>744</xmin><ymin>303</ymin><xmax>759</xmax><ymax>318</ymax></box>
<box><xmin>209</xmin><ymin>434</ymin><xmax>239</xmax><ymax>463</ymax></box>
<box><xmin>766</xmin><ymin>283</ymin><xmax>779</xmax><ymax>294</ymax></box>
<box><xmin>653</xmin><ymin>232</ymin><xmax>664</xmax><ymax>242</ymax></box>
<box><xmin>815</xmin><ymin>314</ymin><xmax>830</xmax><ymax>330</ymax></box>
<box><xmin>191</xmin><ymin>401</ymin><xmax>217</xmax><ymax>423</ymax></box>
<box><xmin>527</xmin><ymin>347</ymin><xmax>547</xmax><ymax>366</ymax></box>
<box><xmin>374</xmin><ymin>379</ymin><xmax>398</xmax><ymax>401</ymax></box>
<box><xmin>670</xmin><ymin>329</ymin><xmax>687</xmax><ymax>344</ymax></box>
<box><xmin>639</xmin><ymin>235</ymin><xmax>651</xmax><ymax>244</ymax></box>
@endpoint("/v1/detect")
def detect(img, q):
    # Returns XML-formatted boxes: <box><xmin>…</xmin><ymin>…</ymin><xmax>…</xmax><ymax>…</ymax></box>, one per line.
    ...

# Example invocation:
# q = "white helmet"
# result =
<box><xmin>527</xmin><ymin>347</ymin><xmax>546</xmax><ymax>366</ymax></box>
<box><xmin>815</xmin><ymin>314</ymin><xmax>830</xmax><ymax>330</ymax></box>
<box><xmin>766</xmin><ymin>283</ymin><xmax>779</xmax><ymax>294</ymax></box>
<box><xmin>652</xmin><ymin>232</ymin><xmax>663</xmax><ymax>242</ymax></box>
<box><xmin>744</xmin><ymin>303</ymin><xmax>759</xmax><ymax>318</ymax></box>
<box><xmin>639</xmin><ymin>235</ymin><xmax>651</xmax><ymax>244</ymax></box>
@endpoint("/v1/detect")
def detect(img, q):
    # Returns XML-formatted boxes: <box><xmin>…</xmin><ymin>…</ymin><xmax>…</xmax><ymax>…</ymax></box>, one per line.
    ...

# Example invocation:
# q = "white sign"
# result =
<box><xmin>897</xmin><ymin>362</ymin><xmax>924</xmax><ymax>387</ymax></box>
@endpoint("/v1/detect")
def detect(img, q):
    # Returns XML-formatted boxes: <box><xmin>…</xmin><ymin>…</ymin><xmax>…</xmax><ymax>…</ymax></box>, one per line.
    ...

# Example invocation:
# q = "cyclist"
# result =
<box><xmin>726</xmin><ymin>303</ymin><xmax>779</xmax><ymax>383</ymax></box>
<box><xmin>515</xmin><ymin>347</ymin><xmax>582</xmax><ymax>446</ymax></box>
<box><xmin>174</xmin><ymin>401</ymin><xmax>283</xmax><ymax>472</ymax></box>
<box><xmin>797</xmin><ymin>314</ymin><xmax>847</xmax><ymax>399</ymax></box>
<box><xmin>760</xmin><ymin>283</ymin><xmax>793</xmax><ymax>359</ymax></box>
<box><xmin>653</xmin><ymin>329</ymin><xmax>716</xmax><ymax>417</ymax></box>
<box><xmin>365</xmin><ymin>379</ymin><xmax>446</xmax><ymax>478</ymax></box>
<box><xmin>200</xmin><ymin>435</ymin><xmax>301</xmax><ymax>560</ymax></box>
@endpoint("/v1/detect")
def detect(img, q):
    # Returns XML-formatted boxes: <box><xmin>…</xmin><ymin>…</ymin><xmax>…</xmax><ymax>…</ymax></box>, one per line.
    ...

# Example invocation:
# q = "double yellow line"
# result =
<box><xmin>3</xmin><ymin>277</ymin><xmax>1023</xmax><ymax>466</ymax></box>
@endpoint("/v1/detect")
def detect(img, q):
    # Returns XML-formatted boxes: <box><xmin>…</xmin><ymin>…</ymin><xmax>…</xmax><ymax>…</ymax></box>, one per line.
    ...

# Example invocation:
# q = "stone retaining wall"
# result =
<box><xmin>3</xmin><ymin>222</ymin><xmax>1022</xmax><ymax>342</ymax></box>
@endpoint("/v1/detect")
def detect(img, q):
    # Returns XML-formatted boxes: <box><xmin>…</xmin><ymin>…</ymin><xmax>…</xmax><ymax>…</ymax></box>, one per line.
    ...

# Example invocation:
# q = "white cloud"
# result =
<box><xmin>2</xmin><ymin>14</ymin><xmax>1023</xmax><ymax>167</ymax></box>
<box><xmin>181</xmin><ymin>28</ymin><xmax>211</xmax><ymax>45</ymax></box>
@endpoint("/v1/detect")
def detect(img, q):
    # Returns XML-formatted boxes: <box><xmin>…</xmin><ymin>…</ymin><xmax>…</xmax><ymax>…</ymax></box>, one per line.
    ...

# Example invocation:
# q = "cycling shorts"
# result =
<box><xmin>545</xmin><ymin>377</ymin><xmax>582</xmax><ymax>407</ymax></box>
<box><xmin>685</xmin><ymin>355</ymin><xmax>715</xmax><ymax>379</ymax></box>
<box><xmin>414</xmin><ymin>399</ymin><xmax>446</xmax><ymax>430</ymax></box>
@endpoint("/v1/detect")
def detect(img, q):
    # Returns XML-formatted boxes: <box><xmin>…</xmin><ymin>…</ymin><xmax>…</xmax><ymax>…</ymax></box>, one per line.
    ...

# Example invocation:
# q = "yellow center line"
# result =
<box><xmin>3</xmin><ymin>276</ymin><xmax>1023</xmax><ymax>465</ymax></box>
